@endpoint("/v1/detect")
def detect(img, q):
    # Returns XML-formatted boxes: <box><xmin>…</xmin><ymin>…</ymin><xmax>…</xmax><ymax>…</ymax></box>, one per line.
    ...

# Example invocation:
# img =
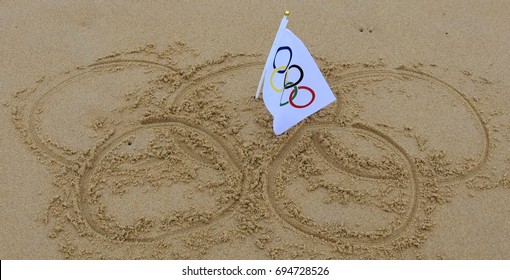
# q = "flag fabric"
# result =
<box><xmin>260</xmin><ymin>16</ymin><xmax>336</xmax><ymax>135</ymax></box>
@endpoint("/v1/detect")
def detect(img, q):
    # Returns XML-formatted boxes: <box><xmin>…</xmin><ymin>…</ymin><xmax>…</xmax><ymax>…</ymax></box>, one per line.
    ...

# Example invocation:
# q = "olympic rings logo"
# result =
<box><xmin>270</xmin><ymin>46</ymin><xmax>316</xmax><ymax>109</ymax></box>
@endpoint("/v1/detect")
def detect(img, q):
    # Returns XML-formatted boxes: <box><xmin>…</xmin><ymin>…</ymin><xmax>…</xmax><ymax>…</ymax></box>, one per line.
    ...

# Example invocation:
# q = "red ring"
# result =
<box><xmin>289</xmin><ymin>86</ymin><xmax>315</xmax><ymax>108</ymax></box>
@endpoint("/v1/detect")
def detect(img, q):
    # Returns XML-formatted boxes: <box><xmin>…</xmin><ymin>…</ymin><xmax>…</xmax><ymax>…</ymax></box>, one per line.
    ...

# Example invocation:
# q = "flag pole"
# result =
<box><xmin>255</xmin><ymin>10</ymin><xmax>290</xmax><ymax>99</ymax></box>
<box><xmin>254</xmin><ymin>68</ymin><xmax>266</xmax><ymax>99</ymax></box>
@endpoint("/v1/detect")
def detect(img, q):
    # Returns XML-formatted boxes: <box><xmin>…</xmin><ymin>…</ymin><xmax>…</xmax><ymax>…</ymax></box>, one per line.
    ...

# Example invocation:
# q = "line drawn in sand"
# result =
<box><xmin>12</xmin><ymin>51</ymin><xmax>492</xmax><ymax>257</ymax></box>
<box><xmin>79</xmin><ymin>117</ymin><xmax>245</xmax><ymax>241</ymax></box>
<box><xmin>329</xmin><ymin>68</ymin><xmax>489</xmax><ymax>184</ymax></box>
<box><xmin>168</xmin><ymin>58</ymin><xmax>490</xmax><ymax>250</ymax></box>
<box><xmin>265</xmin><ymin>123</ymin><xmax>420</xmax><ymax>245</ymax></box>
<box><xmin>264</xmin><ymin>67</ymin><xmax>491</xmax><ymax>248</ymax></box>
<box><xmin>23</xmin><ymin>60</ymin><xmax>178</xmax><ymax>166</ymax></box>
<box><xmin>13</xmin><ymin>57</ymin><xmax>255</xmax><ymax>244</ymax></box>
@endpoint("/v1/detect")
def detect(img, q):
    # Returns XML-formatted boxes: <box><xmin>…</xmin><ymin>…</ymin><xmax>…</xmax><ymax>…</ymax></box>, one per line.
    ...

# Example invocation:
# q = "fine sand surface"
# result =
<box><xmin>1</xmin><ymin>0</ymin><xmax>510</xmax><ymax>259</ymax></box>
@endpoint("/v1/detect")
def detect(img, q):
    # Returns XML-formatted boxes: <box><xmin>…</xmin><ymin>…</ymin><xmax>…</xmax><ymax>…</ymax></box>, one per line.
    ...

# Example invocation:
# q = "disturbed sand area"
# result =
<box><xmin>1</xmin><ymin>1</ymin><xmax>510</xmax><ymax>259</ymax></box>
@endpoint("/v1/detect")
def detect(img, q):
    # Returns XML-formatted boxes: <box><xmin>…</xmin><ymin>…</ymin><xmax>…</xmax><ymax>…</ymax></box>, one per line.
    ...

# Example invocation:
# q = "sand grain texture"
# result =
<box><xmin>1</xmin><ymin>0</ymin><xmax>510</xmax><ymax>259</ymax></box>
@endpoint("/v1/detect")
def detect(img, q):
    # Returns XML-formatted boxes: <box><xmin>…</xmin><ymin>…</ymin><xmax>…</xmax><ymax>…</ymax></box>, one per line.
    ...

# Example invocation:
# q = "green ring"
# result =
<box><xmin>280</xmin><ymin>82</ymin><xmax>299</xmax><ymax>106</ymax></box>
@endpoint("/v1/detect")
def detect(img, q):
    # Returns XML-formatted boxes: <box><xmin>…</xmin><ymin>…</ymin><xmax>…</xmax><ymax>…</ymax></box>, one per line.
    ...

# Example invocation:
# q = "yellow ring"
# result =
<box><xmin>270</xmin><ymin>66</ymin><xmax>287</xmax><ymax>93</ymax></box>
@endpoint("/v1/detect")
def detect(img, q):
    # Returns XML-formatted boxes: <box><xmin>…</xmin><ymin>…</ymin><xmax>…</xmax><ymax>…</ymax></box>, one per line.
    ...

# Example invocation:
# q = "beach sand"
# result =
<box><xmin>1</xmin><ymin>0</ymin><xmax>510</xmax><ymax>259</ymax></box>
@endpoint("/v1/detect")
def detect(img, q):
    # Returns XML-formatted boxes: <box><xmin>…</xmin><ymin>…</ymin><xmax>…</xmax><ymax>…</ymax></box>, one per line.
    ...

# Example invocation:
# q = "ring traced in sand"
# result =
<box><xmin>28</xmin><ymin>60</ymin><xmax>177</xmax><ymax>165</ymax></box>
<box><xmin>172</xmin><ymin>61</ymin><xmax>261</xmax><ymax>107</ymax></box>
<box><xmin>330</xmin><ymin>69</ymin><xmax>489</xmax><ymax>183</ymax></box>
<box><xmin>172</xmin><ymin>63</ymin><xmax>488</xmax><ymax>185</ymax></box>
<box><xmin>78</xmin><ymin>119</ymin><xmax>244</xmax><ymax>241</ymax></box>
<box><xmin>266</xmin><ymin>123</ymin><xmax>418</xmax><ymax>244</ymax></box>
<box><xmin>13</xmin><ymin>52</ymin><xmax>492</xmax><ymax>257</ymax></box>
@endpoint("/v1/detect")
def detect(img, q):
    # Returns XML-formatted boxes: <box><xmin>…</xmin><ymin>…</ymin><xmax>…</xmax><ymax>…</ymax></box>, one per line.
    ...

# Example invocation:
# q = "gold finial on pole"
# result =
<box><xmin>284</xmin><ymin>10</ymin><xmax>290</xmax><ymax>17</ymax></box>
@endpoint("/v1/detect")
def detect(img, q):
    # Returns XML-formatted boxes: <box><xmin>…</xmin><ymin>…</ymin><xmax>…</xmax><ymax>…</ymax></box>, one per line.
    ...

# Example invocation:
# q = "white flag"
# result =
<box><xmin>259</xmin><ymin>17</ymin><xmax>336</xmax><ymax>135</ymax></box>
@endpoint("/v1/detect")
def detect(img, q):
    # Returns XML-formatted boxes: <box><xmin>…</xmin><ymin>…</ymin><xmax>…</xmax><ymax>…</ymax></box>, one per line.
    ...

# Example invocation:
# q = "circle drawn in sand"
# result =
<box><xmin>12</xmin><ymin>48</ymin><xmax>495</xmax><ymax>258</ymax></box>
<box><xmin>28</xmin><ymin>60</ymin><xmax>176</xmax><ymax>166</ymax></box>
<box><xmin>330</xmin><ymin>69</ymin><xmax>489</xmax><ymax>183</ymax></box>
<box><xmin>79</xmin><ymin>119</ymin><xmax>244</xmax><ymax>241</ymax></box>
<box><xmin>172</xmin><ymin>61</ymin><xmax>261</xmax><ymax>106</ymax></box>
<box><xmin>266</xmin><ymin>123</ymin><xmax>418</xmax><ymax>244</ymax></box>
